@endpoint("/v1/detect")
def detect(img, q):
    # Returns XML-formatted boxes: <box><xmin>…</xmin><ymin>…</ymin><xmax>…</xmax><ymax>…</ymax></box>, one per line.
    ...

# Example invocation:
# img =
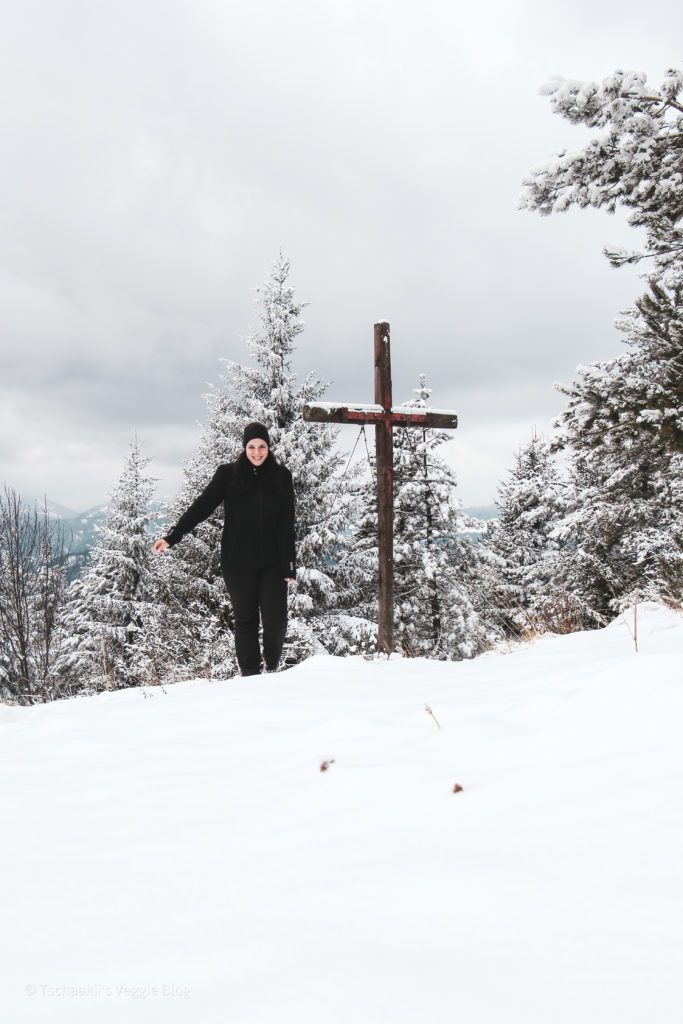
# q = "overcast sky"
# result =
<box><xmin>1</xmin><ymin>0</ymin><xmax>681</xmax><ymax>511</ymax></box>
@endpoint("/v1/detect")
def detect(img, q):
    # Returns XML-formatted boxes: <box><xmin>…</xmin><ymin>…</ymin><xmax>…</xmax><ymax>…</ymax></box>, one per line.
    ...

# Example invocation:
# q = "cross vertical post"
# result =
<box><xmin>374</xmin><ymin>322</ymin><xmax>394</xmax><ymax>655</ymax></box>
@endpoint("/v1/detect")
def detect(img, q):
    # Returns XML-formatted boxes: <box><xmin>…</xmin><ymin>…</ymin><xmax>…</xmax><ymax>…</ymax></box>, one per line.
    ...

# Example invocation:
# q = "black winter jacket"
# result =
<box><xmin>163</xmin><ymin>454</ymin><xmax>296</xmax><ymax>578</ymax></box>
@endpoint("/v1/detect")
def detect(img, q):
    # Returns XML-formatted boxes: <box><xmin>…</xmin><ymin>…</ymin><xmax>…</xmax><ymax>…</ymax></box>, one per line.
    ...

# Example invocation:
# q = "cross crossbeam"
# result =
<box><xmin>303</xmin><ymin>322</ymin><xmax>458</xmax><ymax>655</ymax></box>
<box><xmin>303</xmin><ymin>403</ymin><xmax>458</xmax><ymax>429</ymax></box>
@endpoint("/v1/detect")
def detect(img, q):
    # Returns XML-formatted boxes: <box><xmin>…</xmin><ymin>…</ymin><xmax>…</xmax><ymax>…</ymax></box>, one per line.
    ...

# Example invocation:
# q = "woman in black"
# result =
<box><xmin>152</xmin><ymin>422</ymin><xmax>296</xmax><ymax>676</ymax></box>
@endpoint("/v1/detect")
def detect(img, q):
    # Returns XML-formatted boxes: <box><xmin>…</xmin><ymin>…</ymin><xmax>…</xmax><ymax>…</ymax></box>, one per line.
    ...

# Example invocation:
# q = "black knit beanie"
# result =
<box><xmin>242</xmin><ymin>422</ymin><xmax>271</xmax><ymax>448</ymax></box>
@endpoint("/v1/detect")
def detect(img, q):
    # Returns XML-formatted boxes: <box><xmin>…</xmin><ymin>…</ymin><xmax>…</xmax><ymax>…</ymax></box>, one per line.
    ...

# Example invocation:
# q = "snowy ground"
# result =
<box><xmin>2</xmin><ymin>603</ymin><xmax>682</xmax><ymax>1024</ymax></box>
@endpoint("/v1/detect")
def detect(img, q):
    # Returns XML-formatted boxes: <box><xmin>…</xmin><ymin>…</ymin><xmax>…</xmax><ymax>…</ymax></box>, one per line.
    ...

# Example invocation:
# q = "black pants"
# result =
<box><xmin>223</xmin><ymin>565</ymin><xmax>288</xmax><ymax>676</ymax></box>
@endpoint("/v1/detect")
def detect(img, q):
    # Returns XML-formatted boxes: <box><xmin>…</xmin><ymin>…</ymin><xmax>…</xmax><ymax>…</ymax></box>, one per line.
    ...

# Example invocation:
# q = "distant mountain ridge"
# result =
<box><xmin>462</xmin><ymin>505</ymin><xmax>498</xmax><ymax>522</ymax></box>
<box><xmin>459</xmin><ymin>505</ymin><xmax>497</xmax><ymax>543</ymax></box>
<box><xmin>34</xmin><ymin>501</ymin><xmax>168</xmax><ymax>579</ymax></box>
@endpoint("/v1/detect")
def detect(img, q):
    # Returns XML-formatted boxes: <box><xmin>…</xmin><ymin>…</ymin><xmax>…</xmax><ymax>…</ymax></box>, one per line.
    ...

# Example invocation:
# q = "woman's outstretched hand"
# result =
<box><xmin>152</xmin><ymin>539</ymin><xmax>169</xmax><ymax>554</ymax></box>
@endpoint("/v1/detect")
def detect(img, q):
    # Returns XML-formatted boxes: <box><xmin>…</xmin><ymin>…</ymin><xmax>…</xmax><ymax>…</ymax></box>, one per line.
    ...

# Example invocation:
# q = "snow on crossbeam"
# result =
<box><xmin>303</xmin><ymin>403</ymin><xmax>458</xmax><ymax>428</ymax></box>
<box><xmin>392</xmin><ymin>405</ymin><xmax>458</xmax><ymax>425</ymax></box>
<box><xmin>305</xmin><ymin>401</ymin><xmax>384</xmax><ymax>413</ymax></box>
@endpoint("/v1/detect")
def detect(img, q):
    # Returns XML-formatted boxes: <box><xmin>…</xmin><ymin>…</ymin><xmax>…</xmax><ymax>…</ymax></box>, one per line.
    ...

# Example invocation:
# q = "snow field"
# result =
<box><xmin>1</xmin><ymin>603</ymin><xmax>682</xmax><ymax>1023</ymax></box>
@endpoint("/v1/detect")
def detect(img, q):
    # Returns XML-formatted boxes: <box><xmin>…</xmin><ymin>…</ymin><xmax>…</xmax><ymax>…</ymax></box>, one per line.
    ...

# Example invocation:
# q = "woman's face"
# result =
<box><xmin>245</xmin><ymin>439</ymin><xmax>269</xmax><ymax>466</ymax></box>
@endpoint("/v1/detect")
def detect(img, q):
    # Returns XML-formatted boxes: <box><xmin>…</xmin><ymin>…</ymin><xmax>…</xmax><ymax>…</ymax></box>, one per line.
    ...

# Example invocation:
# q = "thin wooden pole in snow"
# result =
<box><xmin>374</xmin><ymin>322</ymin><xmax>394</xmax><ymax>656</ymax></box>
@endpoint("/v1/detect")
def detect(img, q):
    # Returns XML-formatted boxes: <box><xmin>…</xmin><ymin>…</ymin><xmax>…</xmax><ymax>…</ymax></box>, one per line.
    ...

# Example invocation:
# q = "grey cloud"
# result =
<box><xmin>1</xmin><ymin>0</ymin><xmax>681</xmax><ymax>509</ymax></box>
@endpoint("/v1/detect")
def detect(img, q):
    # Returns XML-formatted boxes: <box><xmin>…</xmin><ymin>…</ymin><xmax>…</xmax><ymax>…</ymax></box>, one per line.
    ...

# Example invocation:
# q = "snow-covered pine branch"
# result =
<box><xmin>521</xmin><ymin>66</ymin><xmax>683</xmax><ymax>283</ymax></box>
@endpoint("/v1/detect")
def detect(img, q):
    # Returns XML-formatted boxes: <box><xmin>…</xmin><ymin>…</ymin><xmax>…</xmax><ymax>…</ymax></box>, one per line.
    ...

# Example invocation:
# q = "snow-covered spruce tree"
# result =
<box><xmin>152</xmin><ymin>253</ymin><xmax>371</xmax><ymax>671</ymax></box>
<box><xmin>476</xmin><ymin>434</ymin><xmax>589</xmax><ymax>636</ymax></box>
<box><xmin>521</xmin><ymin>64</ymin><xmax>683</xmax><ymax>614</ymax></box>
<box><xmin>353</xmin><ymin>377</ymin><xmax>491</xmax><ymax>659</ymax></box>
<box><xmin>56</xmin><ymin>440</ymin><xmax>158</xmax><ymax>692</ymax></box>
<box><xmin>549</xmin><ymin>283</ymin><xmax>683</xmax><ymax>614</ymax></box>
<box><xmin>520</xmin><ymin>66</ymin><xmax>683</xmax><ymax>283</ymax></box>
<box><xmin>557</xmin><ymin>282</ymin><xmax>683</xmax><ymax>461</ymax></box>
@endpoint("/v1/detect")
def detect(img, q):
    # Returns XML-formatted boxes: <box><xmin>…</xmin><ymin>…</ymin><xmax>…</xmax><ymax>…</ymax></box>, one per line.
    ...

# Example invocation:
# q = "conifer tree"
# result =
<box><xmin>522</xmin><ymin>63</ymin><xmax>683</xmax><ymax>615</ymax></box>
<box><xmin>550</xmin><ymin>282</ymin><xmax>683</xmax><ymax>613</ymax></box>
<box><xmin>152</xmin><ymin>253</ymin><xmax>368</xmax><ymax>672</ymax></box>
<box><xmin>476</xmin><ymin>434</ymin><xmax>589</xmax><ymax>635</ymax></box>
<box><xmin>57</xmin><ymin>439</ymin><xmax>158</xmax><ymax>691</ymax></box>
<box><xmin>556</xmin><ymin>282</ymin><xmax>683</xmax><ymax>460</ymax></box>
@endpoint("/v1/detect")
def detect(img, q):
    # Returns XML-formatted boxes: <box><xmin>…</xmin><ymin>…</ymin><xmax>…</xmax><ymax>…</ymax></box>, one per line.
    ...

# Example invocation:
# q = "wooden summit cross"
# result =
<box><xmin>303</xmin><ymin>321</ymin><xmax>458</xmax><ymax>655</ymax></box>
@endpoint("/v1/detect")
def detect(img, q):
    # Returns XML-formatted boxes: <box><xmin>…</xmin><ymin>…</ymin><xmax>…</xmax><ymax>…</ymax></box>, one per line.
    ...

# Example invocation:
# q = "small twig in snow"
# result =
<box><xmin>319</xmin><ymin>759</ymin><xmax>336</xmax><ymax>773</ymax></box>
<box><xmin>425</xmin><ymin>704</ymin><xmax>441</xmax><ymax>729</ymax></box>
